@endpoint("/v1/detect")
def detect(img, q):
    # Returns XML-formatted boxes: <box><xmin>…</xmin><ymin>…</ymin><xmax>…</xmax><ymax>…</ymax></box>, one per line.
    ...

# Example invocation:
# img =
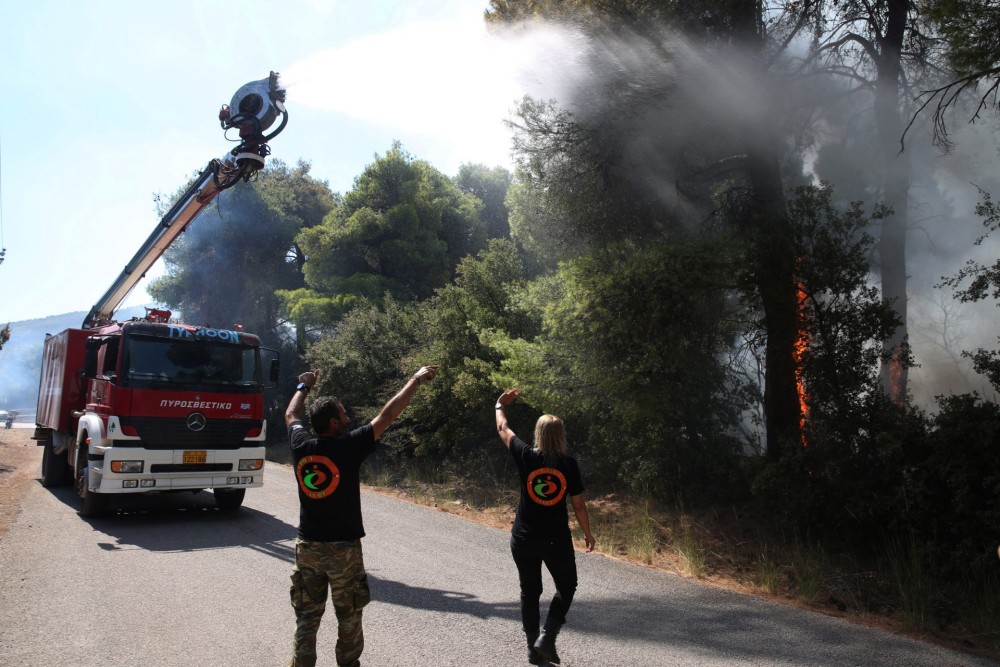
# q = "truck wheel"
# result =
<box><xmin>213</xmin><ymin>488</ymin><xmax>245</xmax><ymax>512</ymax></box>
<box><xmin>41</xmin><ymin>434</ymin><xmax>71</xmax><ymax>487</ymax></box>
<box><xmin>75</xmin><ymin>447</ymin><xmax>107</xmax><ymax>518</ymax></box>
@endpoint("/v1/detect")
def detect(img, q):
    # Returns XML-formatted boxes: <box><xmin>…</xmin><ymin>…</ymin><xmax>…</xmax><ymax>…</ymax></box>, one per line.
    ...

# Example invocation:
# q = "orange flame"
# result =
<box><xmin>794</xmin><ymin>279</ymin><xmax>809</xmax><ymax>447</ymax></box>
<box><xmin>885</xmin><ymin>347</ymin><xmax>905</xmax><ymax>404</ymax></box>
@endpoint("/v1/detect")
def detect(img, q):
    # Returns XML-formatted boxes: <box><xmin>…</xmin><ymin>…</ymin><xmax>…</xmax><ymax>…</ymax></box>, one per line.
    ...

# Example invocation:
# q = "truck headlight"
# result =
<box><xmin>111</xmin><ymin>460</ymin><xmax>144</xmax><ymax>473</ymax></box>
<box><xmin>239</xmin><ymin>459</ymin><xmax>263</xmax><ymax>471</ymax></box>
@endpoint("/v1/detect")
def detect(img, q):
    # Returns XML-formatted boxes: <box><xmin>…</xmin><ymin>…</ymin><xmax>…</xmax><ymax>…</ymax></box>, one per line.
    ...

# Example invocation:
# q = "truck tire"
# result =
<box><xmin>75</xmin><ymin>446</ymin><xmax>107</xmax><ymax>518</ymax></box>
<box><xmin>40</xmin><ymin>434</ymin><xmax>71</xmax><ymax>487</ymax></box>
<box><xmin>213</xmin><ymin>488</ymin><xmax>245</xmax><ymax>512</ymax></box>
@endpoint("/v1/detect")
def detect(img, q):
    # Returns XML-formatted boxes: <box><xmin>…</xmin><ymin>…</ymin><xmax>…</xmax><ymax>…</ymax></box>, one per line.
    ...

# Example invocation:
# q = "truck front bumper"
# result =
<box><xmin>91</xmin><ymin>446</ymin><xmax>266</xmax><ymax>494</ymax></box>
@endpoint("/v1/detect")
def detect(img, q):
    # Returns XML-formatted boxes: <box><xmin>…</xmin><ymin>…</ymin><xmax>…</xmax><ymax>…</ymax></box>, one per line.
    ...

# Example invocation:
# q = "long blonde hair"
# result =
<box><xmin>533</xmin><ymin>414</ymin><xmax>567</xmax><ymax>465</ymax></box>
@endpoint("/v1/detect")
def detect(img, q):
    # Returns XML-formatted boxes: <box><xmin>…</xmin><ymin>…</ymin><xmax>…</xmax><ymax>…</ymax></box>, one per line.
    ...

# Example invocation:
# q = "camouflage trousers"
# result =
<box><xmin>289</xmin><ymin>538</ymin><xmax>371</xmax><ymax>667</ymax></box>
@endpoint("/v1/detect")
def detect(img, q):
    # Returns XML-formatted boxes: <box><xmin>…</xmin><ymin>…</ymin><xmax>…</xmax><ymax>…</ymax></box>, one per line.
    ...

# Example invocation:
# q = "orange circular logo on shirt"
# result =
<box><xmin>296</xmin><ymin>455</ymin><xmax>341</xmax><ymax>500</ymax></box>
<box><xmin>526</xmin><ymin>468</ymin><xmax>568</xmax><ymax>506</ymax></box>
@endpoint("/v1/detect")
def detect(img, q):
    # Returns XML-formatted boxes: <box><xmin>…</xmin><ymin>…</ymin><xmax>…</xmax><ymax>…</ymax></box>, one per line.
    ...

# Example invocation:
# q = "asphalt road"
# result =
<box><xmin>0</xmin><ymin>451</ymin><xmax>995</xmax><ymax>667</ymax></box>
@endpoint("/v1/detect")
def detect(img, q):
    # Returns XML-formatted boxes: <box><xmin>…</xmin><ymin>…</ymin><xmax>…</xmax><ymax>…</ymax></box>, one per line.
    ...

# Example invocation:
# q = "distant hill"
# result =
<box><xmin>0</xmin><ymin>306</ymin><xmax>151</xmax><ymax>412</ymax></box>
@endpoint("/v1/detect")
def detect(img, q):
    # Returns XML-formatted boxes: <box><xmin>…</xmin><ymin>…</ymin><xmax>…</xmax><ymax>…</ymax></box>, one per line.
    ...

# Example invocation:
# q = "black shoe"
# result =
<box><xmin>534</xmin><ymin>631</ymin><xmax>560</xmax><ymax>664</ymax></box>
<box><xmin>526</xmin><ymin>631</ymin><xmax>543</xmax><ymax>664</ymax></box>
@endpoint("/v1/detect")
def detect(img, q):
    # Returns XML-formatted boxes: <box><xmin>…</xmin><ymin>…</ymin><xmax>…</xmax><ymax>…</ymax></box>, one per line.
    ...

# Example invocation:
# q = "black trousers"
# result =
<box><xmin>510</xmin><ymin>534</ymin><xmax>578</xmax><ymax>634</ymax></box>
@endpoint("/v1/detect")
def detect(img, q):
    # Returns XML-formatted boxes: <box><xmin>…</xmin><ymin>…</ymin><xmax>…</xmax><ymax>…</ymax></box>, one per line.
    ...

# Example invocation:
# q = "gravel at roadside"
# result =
<box><xmin>0</xmin><ymin>428</ymin><xmax>41</xmax><ymax>539</ymax></box>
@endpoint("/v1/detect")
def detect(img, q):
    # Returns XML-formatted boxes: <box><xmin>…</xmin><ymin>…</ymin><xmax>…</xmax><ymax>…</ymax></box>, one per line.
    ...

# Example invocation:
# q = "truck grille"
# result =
<box><xmin>150</xmin><ymin>463</ymin><xmax>234</xmax><ymax>473</ymax></box>
<box><xmin>116</xmin><ymin>418</ymin><xmax>262</xmax><ymax>450</ymax></box>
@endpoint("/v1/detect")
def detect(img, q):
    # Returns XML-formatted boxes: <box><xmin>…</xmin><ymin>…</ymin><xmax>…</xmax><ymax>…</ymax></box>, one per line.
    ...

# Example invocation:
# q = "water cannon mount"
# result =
<box><xmin>143</xmin><ymin>308</ymin><xmax>172</xmax><ymax>323</ymax></box>
<box><xmin>222</xmin><ymin>71</ymin><xmax>287</xmax><ymax>134</ymax></box>
<box><xmin>213</xmin><ymin>71</ymin><xmax>288</xmax><ymax>189</ymax></box>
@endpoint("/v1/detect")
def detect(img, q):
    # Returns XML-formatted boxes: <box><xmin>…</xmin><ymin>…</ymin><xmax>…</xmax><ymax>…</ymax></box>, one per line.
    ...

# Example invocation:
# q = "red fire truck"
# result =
<box><xmin>34</xmin><ymin>74</ymin><xmax>288</xmax><ymax>516</ymax></box>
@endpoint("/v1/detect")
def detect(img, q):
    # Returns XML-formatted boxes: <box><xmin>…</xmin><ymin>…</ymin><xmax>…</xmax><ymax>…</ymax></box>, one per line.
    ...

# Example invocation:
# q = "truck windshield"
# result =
<box><xmin>123</xmin><ymin>335</ymin><xmax>260</xmax><ymax>389</ymax></box>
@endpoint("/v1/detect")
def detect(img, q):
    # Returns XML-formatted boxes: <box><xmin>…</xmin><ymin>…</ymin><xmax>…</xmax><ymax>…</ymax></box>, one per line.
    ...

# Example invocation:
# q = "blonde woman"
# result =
<box><xmin>495</xmin><ymin>388</ymin><xmax>596</xmax><ymax>665</ymax></box>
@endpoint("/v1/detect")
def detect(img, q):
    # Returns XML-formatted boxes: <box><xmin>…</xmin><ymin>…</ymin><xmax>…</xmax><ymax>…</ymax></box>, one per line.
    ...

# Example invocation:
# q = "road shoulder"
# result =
<box><xmin>0</xmin><ymin>428</ymin><xmax>41</xmax><ymax>540</ymax></box>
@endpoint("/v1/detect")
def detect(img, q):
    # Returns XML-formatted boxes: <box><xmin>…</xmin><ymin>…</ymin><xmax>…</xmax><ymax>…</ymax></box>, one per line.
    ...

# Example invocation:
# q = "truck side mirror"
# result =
<box><xmin>261</xmin><ymin>348</ymin><xmax>280</xmax><ymax>389</ymax></box>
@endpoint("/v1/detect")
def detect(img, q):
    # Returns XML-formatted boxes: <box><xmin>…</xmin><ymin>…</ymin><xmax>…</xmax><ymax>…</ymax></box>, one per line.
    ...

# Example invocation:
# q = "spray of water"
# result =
<box><xmin>280</xmin><ymin>12</ymin><xmax>591</xmax><ymax>171</ymax></box>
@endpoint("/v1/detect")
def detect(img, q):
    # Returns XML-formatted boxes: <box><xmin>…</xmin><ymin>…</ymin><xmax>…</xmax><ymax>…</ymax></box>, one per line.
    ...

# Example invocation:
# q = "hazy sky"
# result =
<box><xmin>0</xmin><ymin>0</ymin><xmax>553</xmax><ymax>323</ymax></box>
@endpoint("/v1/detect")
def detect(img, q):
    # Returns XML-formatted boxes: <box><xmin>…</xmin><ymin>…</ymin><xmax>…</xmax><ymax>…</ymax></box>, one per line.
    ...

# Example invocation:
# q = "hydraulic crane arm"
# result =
<box><xmin>82</xmin><ymin>72</ymin><xmax>288</xmax><ymax>329</ymax></box>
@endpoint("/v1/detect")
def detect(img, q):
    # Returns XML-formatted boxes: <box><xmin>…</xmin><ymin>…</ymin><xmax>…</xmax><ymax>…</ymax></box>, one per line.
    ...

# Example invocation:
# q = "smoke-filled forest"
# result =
<box><xmin>142</xmin><ymin>1</ymin><xmax>1000</xmax><ymax>651</ymax></box>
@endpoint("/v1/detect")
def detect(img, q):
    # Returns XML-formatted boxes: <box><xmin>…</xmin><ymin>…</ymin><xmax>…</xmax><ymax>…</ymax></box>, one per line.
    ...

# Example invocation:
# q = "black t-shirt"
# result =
<box><xmin>509</xmin><ymin>435</ymin><xmax>585</xmax><ymax>541</ymax></box>
<box><xmin>289</xmin><ymin>420</ymin><xmax>376</xmax><ymax>541</ymax></box>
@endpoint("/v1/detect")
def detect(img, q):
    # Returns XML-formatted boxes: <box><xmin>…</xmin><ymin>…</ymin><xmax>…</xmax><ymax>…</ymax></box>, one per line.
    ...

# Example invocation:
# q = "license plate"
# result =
<box><xmin>183</xmin><ymin>450</ymin><xmax>207</xmax><ymax>464</ymax></box>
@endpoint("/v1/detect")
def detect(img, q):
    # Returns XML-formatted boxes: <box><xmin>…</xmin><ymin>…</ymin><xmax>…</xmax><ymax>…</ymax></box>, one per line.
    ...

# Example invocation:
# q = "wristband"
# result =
<box><xmin>495</xmin><ymin>402</ymin><xmax>504</xmax><ymax>410</ymax></box>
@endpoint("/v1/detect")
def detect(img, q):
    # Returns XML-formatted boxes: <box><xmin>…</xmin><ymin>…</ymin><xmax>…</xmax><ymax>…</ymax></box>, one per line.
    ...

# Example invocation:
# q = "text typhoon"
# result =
<box><xmin>167</xmin><ymin>326</ymin><xmax>242</xmax><ymax>343</ymax></box>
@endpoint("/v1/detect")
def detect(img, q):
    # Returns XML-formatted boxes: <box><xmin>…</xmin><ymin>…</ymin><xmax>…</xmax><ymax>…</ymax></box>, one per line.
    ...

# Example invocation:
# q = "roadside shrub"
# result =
<box><xmin>906</xmin><ymin>393</ymin><xmax>1000</xmax><ymax>581</ymax></box>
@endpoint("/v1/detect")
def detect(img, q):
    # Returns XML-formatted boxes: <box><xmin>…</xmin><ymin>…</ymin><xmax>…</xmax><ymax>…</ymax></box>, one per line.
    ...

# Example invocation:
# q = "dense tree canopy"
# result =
<box><xmin>488</xmin><ymin>238</ymin><xmax>748</xmax><ymax>497</ymax></box>
<box><xmin>453</xmin><ymin>163</ymin><xmax>513</xmax><ymax>240</ymax></box>
<box><xmin>279</xmin><ymin>144</ymin><xmax>487</xmax><ymax>335</ymax></box>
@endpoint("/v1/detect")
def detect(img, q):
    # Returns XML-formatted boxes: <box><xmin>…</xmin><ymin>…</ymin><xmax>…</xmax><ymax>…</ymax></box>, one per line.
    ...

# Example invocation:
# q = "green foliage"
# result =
<box><xmin>751</xmin><ymin>380</ymin><xmax>1000</xmax><ymax>625</ymax></box>
<box><xmin>506</xmin><ymin>98</ymin><xmax>682</xmax><ymax>269</ymax></box>
<box><xmin>305</xmin><ymin>296</ymin><xmax>422</xmax><ymax>409</ymax></box>
<box><xmin>0</xmin><ymin>323</ymin><xmax>9</xmax><ymax>351</ymax></box>
<box><xmin>908</xmin><ymin>394</ymin><xmax>1000</xmax><ymax>580</ymax></box>
<box><xmin>411</xmin><ymin>239</ymin><xmax>534</xmax><ymax>459</ymax></box>
<box><xmin>750</xmin><ymin>395</ymin><xmax>926</xmax><ymax>543</ymax></box>
<box><xmin>486</xmin><ymin>238</ymin><xmax>749</xmax><ymax>501</ymax></box>
<box><xmin>789</xmin><ymin>186</ymin><xmax>903</xmax><ymax>448</ymax></box>
<box><xmin>453</xmin><ymin>163</ymin><xmax>513</xmax><ymax>239</ymax></box>
<box><xmin>283</xmin><ymin>144</ymin><xmax>487</xmax><ymax>334</ymax></box>
<box><xmin>304</xmin><ymin>296</ymin><xmax>426</xmax><ymax>462</ymax></box>
<box><xmin>924</xmin><ymin>0</ymin><xmax>1000</xmax><ymax>79</ymax></box>
<box><xmin>505</xmin><ymin>99</ymin><xmax>610</xmax><ymax>265</ymax></box>
<box><xmin>275</xmin><ymin>287</ymin><xmax>357</xmax><ymax>332</ymax></box>
<box><xmin>299</xmin><ymin>239</ymin><xmax>533</xmax><ymax>467</ymax></box>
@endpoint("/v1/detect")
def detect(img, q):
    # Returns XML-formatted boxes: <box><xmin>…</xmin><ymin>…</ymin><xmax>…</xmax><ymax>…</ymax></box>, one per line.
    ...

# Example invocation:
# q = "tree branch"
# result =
<box><xmin>903</xmin><ymin>67</ymin><xmax>1000</xmax><ymax>151</ymax></box>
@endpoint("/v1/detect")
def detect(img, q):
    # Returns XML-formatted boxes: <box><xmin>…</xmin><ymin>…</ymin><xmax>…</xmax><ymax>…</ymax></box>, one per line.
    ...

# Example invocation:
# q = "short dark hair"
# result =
<box><xmin>309</xmin><ymin>396</ymin><xmax>342</xmax><ymax>435</ymax></box>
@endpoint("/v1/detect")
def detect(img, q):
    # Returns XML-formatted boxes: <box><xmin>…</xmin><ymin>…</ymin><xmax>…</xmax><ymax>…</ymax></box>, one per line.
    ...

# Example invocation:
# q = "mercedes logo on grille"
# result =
<box><xmin>186</xmin><ymin>412</ymin><xmax>207</xmax><ymax>432</ymax></box>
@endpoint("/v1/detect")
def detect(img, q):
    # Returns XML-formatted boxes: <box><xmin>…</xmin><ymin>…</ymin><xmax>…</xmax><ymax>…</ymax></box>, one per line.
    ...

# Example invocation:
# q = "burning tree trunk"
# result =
<box><xmin>734</xmin><ymin>0</ymin><xmax>803</xmax><ymax>459</ymax></box>
<box><xmin>874</xmin><ymin>0</ymin><xmax>912</xmax><ymax>402</ymax></box>
<box><xmin>815</xmin><ymin>0</ymin><xmax>917</xmax><ymax>402</ymax></box>
<box><xmin>748</xmin><ymin>148</ymin><xmax>803</xmax><ymax>459</ymax></box>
